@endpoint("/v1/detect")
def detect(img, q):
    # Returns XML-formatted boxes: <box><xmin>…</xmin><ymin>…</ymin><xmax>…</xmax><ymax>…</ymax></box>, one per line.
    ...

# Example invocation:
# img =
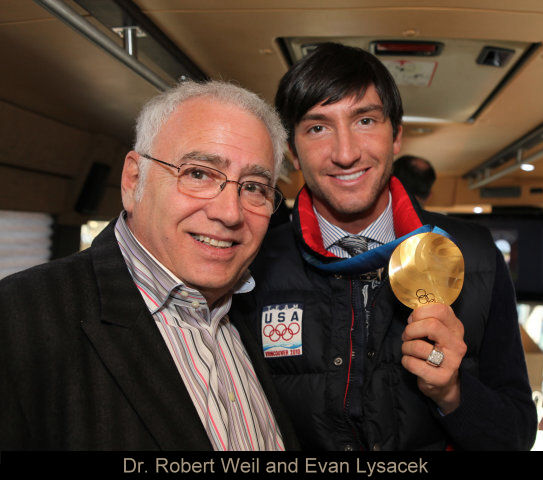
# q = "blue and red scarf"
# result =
<box><xmin>295</xmin><ymin>177</ymin><xmax>452</xmax><ymax>275</ymax></box>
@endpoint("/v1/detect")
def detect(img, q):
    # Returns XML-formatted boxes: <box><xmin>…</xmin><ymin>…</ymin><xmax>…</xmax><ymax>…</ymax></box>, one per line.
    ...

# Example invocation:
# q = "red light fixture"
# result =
<box><xmin>370</xmin><ymin>41</ymin><xmax>443</xmax><ymax>57</ymax></box>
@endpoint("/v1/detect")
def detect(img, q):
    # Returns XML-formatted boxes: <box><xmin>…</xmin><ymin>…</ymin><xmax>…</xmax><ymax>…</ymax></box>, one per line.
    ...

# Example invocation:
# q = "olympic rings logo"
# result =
<box><xmin>416</xmin><ymin>289</ymin><xmax>436</xmax><ymax>304</ymax></box>
<box><xmin>263</xmin><ymin>322</ymin><xmax>300</xmax><ymax>342</ymax></box>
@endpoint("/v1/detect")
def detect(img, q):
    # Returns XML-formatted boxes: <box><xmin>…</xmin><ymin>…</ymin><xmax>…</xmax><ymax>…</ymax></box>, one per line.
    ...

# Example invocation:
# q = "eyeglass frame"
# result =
<box><xmin>138</xmin><ymin>153</ymin><xmax>284</xmax><ymax>214</ymax></box>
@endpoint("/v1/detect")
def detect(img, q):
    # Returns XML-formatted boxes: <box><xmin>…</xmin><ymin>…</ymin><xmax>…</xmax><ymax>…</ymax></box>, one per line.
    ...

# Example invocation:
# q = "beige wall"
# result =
<box><xmin>0</xmin><ymin>100</ymin><xmax>127</xmax><ymax>225</ymax></box>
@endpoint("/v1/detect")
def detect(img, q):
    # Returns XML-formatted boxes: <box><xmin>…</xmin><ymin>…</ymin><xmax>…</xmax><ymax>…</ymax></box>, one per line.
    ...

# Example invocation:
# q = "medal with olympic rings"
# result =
<box><xmin>388</xmin><ymin>231</ymin><xmax>464</xmax><ymax>309</ymax></box>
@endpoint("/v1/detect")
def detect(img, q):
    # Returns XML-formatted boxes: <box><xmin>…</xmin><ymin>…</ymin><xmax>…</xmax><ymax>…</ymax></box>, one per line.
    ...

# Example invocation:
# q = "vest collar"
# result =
<box><xmin>294</xmin><ymin>176</ymin><xmax>424</xmax><ymax>260</ymax></box>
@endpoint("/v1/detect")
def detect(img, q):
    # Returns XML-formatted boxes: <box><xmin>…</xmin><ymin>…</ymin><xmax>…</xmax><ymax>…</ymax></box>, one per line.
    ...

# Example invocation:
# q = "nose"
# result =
<box><xmin>332</xmin><ymin>126</ymin><xmax>361</xmax><ymax>167</ymax></box>
<box><xmin>206</xmin><ymin>181</ymin><xmax>244</xmax><ymax>226</ymax></box>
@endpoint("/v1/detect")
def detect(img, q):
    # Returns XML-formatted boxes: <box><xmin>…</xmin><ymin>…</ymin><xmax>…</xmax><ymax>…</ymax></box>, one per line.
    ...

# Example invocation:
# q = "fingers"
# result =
<box><xmin>401</xmin><ymin>339</ymin><xmax>436</xmax><ymax>362</ymax></box>
<box><xmin>409</xmin><ymin>303</ymin><xmax>460</xmax><ymax>328</ymax></box>
<box><xmin>403</xmin><ymin>303</ymin><xmax>465</xmax><ymax>344</ymax></box>
<box><xmin>401</xmin><ymin>341</ymin><xmax>450</xmax><ymax>376</ymax></box>
<box><xmin>401</xmin><ymin>304</ymin><xmax>467</xmax><ymax>413</ymax></box>
<box><xmin>402</xmin><ymin>316</ymin><xmax>448</xmax><ymax>343</ymax></box>
<box><xmin>401</xmin><ymin>310</ymin><xmax>466</xmax><ymax>372</ymax></box>
<box><xmin>400</xmin><ymin>350</ymin><xmax>449</xmax><ymax>384</ymax></box>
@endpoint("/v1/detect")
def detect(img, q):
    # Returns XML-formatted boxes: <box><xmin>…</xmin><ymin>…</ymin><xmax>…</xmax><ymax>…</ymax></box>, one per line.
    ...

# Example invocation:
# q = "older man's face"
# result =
<box><xmin>122</xmin><ymin>97</ymin><xmax>274</xmax><ymax>305</ymax></box>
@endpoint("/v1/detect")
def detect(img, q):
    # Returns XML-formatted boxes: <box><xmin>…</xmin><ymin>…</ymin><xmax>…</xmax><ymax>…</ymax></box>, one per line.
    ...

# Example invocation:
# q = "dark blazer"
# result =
<box><xmin>0</xmin><ymin>221</ymin><xmax>298</xmax><ymax>451</ymax></box>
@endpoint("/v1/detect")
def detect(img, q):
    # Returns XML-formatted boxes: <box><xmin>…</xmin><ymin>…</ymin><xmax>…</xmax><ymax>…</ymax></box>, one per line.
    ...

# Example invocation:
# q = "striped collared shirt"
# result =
<box><xmin>315</xmin><ymin>191</ymin><xmax>396</xmax><ymax>257</ymax></box>
<box><xmin>114</xmin><ymin>213</ymin><xmax>284</xmax><ymax>451</ymax></box>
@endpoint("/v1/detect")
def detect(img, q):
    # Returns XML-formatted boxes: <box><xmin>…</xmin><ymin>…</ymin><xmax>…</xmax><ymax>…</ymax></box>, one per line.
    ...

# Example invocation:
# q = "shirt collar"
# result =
<box><xmin>315</xmin><ymin>191</ymin><xmax>395</xmax><ymax>250</ymax></box>
<box><xmin>114</xmin><ymin>212</ymin><xmax>254</xmax><ymax>315</ymax></box>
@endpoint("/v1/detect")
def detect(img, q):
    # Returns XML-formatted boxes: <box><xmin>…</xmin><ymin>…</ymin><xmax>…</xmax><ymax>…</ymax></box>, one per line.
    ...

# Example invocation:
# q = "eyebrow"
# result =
<box><xmin>181</xmin><ymin>151</ymin><xmax>229</xmax><ymax>168</ymax></box>
<box><xmin>300</xmin><ymin>104</ymin><xmax>385</xmax><ymax>123</ymax></box>
<box><xmin>242</xmin><ymin>164</ymin><xmax>273</xmax><ymax>184</ymax></box>
<box><xmin>180</xmin><ymin>150</ymin><xmax>273</xmax><ymax>183</ymax></box>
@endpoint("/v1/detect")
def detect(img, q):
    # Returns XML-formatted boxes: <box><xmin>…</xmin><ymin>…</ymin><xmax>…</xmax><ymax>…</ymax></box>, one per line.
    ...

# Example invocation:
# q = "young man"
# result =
<box><xmin>0</xmin><ymin>80</ymin><xmax>298</xmax><ymax>451</ymax></box>
<box><xmin>233</xmin><ymin>43</ymin><xmax>537</xmax><ymax>450</ymax></box>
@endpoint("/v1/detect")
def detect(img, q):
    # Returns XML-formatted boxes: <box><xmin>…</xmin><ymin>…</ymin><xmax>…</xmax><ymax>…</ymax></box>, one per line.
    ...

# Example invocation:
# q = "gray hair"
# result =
<box><xmin>133</xmin><ymin>80</ymin><xmax>286</xmax><ymax>200</ymax></box>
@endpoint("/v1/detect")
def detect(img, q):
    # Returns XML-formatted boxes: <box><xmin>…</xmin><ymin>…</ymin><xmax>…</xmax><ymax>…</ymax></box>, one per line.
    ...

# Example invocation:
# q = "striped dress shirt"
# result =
<box><xmin>114</xmin><ymin>213</ymin><xmax>284</xmax><ymax>451</ymax></box>
<box><xmin>315</xmin><ymin>191</ymin><xmax>396</xmax><ymax>257</ymax></box>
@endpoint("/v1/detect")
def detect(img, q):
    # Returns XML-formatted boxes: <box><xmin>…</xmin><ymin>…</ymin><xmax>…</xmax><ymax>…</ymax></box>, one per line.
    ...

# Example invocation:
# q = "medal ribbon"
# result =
<box><xmin>302</xmin><ymin>224</ymin><xmax>452</xmax><ymax>275</ymax></box>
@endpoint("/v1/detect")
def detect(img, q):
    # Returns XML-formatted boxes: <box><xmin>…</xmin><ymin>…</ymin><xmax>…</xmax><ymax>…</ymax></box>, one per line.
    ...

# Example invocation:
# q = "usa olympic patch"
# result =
<box><xmin>261</xmin><ymin>303</ymin><xmax>303</xmax><ymax>358</ymax></box>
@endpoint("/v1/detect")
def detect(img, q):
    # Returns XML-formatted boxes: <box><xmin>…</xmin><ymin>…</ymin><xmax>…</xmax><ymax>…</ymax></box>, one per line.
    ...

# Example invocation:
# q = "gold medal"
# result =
<box><xmin>388</xmin><ymin>232</ymin><xmax>464</xmax><ymax>309</ymax></box>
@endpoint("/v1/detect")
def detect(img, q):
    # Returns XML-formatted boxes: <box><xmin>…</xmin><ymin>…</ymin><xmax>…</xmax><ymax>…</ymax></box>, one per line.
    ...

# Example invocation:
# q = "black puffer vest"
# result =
<box><xmin>233</xmin><ymin>178</ymin><xmax>496</xmax><ymax>450</ymax></box>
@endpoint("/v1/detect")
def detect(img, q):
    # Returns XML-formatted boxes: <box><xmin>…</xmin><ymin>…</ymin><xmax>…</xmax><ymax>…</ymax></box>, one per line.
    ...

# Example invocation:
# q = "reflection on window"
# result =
<box><xmin>495</xmin><ymin>238</ymin><xmax>511</xmax><ymax>264</ymax></box>
<box><xmin>490</xmin><ymin>229</ymin><xmax>518</xmax><ymax>282</ymax></box>
<box><xmin>0</xmin><ymin>210</ymin><xmax>52</xmax><ymax>279</ymax></box>
<box><xmin>518</xmin><ymin>302</ymin><xmax>543</xmax><ymax>451</ymax></box>
<box><xmin>519</xmin><ymin>304</ymin><xmax>543</xmax><ymax>351</ymax></box>
<box><xmin>80</xmin><ymin>220</ymin><xmax>109</xmax><ymax>251</ymax></box>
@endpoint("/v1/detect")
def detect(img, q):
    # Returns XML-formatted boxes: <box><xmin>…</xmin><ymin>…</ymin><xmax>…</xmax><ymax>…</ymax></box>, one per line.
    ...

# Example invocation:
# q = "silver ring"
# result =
<box><xmin>426</xmin><ymin>348</ymin><xmax>444</xmax><ymax>367</ymax></box>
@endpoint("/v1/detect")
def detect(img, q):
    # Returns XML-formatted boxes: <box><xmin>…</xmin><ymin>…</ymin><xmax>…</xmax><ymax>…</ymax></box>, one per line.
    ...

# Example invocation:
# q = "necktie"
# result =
<box><xmin>335</xmin><ymin>235</ymin><xmax>382</xmax><ymax>280</ymax></box>
<box><xmin>335</xmin><ymin>235</ymin><xmax>371</xmax><ymax>257</ymax></box>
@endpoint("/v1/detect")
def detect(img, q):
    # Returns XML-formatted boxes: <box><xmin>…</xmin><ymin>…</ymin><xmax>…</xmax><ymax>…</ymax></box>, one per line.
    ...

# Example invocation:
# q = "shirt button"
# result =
<box><xmin>191</xmin><ymin>300</ymin><xmax>200</xmax><ymax>308</ymax></box>
<box><xmin>180</xmin><ymin>290</ymin><xmax>189</xmax><ymax>297</ymax></box>
<box><xmin>372</xmin><ymin>443</ymin><xmax>381</xmax><ymax>451</ymax></box>
<box><xmin>367</xmin><ymin>350</ymin><xmax>375</xmax><ymax>359</ymax></box>
<box><xmin>333</xmin><ymin>357</ymin><xmax>343</xmax><ymax>366</ymax></box>
<box><xmin>334</xmin><ymin>273</ymin><xmax>343</xmax><ymax>279</ymax></box>
<box><xmin>344</xmin><ymin>444</ymin><xmax>353</xmax><ymax>451</ymax></box>
<box><xmin>228</xmin><ymin>392</ymin><xmax>236</xmax><ymax>402</ymax></box>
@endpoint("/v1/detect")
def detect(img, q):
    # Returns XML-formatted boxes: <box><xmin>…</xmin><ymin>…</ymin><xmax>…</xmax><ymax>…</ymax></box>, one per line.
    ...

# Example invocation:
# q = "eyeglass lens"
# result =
<box><xmin>177</xmin><ymin>164</ymin><xmax>279</xmax><ymax>215</ymax></box>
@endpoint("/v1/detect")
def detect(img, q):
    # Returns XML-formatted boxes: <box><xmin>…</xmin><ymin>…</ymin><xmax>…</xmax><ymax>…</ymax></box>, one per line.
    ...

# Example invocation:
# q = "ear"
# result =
<box><xmin>121</xmin><ymin>151</ymin><xmax>141</xmax><ymax>213</ymax></box>
<box><xmin>393</xmin><ymin>125</ymin><xmax>403</xmax><ymax>156</ymax></box>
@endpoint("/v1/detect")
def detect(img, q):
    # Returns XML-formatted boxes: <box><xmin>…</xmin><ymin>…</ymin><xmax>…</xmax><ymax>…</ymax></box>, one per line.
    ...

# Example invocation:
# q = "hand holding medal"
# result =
<box><xmin>389</xmin><ymin>231</ymin><xmax>467</xmax><ymax>413</ymax></box>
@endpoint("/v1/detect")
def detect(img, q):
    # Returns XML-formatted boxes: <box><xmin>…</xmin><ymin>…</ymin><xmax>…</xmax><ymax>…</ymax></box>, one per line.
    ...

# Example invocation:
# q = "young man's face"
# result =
<box><xmin>292</xmin><ymin>84</ymin><xmax>402</xmax><ymax>233</ymax></box>
<box><xmin>122</xmin><ymin>97</ymin><xmax>275</xmax><ymax>305</ymax></box>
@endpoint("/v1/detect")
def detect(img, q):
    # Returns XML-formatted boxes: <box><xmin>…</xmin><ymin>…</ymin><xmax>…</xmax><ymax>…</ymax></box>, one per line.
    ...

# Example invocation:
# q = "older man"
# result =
<box><xmin>0</xmin><ymin>80</ymin><xmax>297</xmax><ymax>451</ymax></box>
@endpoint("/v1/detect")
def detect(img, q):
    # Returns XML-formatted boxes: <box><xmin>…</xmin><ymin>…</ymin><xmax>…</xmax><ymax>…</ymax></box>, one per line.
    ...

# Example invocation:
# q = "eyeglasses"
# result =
<box><xmin>140</xmin><ymin>153</ymin><xmax>283</xmax><ymax>215</ymax></box>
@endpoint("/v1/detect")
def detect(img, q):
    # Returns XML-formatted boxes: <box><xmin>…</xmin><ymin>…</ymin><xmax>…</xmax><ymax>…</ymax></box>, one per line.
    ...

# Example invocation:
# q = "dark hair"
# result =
<box><xmin>275</xmin><ymin>42</ymin><xmax>403</xmax><ymax>154</ymax></box>
<box><xmin>393</xmin><ymin>155</ymin><xmax>436</xmax><ymax>201</ymax></box>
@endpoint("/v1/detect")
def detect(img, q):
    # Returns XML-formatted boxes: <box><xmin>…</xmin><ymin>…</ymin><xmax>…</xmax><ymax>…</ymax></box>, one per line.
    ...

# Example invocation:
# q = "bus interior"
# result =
<box><xmin>1</xmin><ymin>0</ymin><xmax>543</xmax><ymax>448</ymax></box>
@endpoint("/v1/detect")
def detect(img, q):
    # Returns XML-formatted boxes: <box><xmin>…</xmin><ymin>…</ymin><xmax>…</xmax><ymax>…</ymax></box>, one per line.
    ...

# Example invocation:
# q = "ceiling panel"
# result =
<box><xmin>283</xmin><ymin>36</ymin><xmax>531</xmax><ymax>123</ymax></box>
<box><xmin>1</xmin><ymin>0</ymin><xmax>543</xmax><ymax>205</ymax></box>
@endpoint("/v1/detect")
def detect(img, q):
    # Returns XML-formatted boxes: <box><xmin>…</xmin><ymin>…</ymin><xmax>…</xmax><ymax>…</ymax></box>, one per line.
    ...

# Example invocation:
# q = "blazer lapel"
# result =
<box><xmin>81</xmin><ymin>222</ymin><xmax>211</xmax><ymax>450</ymax></box>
